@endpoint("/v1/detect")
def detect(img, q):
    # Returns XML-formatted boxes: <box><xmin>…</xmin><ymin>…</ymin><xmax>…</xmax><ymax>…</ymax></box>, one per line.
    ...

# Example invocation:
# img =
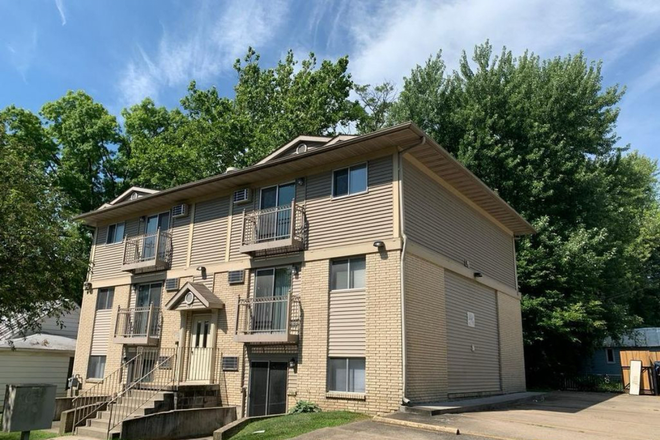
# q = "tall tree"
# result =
<box><xmin>354</xmin><ymin>82</ymin><xmax>397</xmax><ymax>134</ymax></box>
<box><xmin>0</xmin><ymin>124</ymin><xmax>88</xmax><ymax>333</ymax></box>
<box><xmin>41</xmin><ymin>91</ymin><xmax>122</xmax><ymax>213</ymax></box>
<box><xmin>390</xmin><ymin>42</ymin><xmax>660</xmax><ymax>381</ymax></box>
<box><xmin>119</xmin><ymin>48</ymin><xmax>362</xmax><ymax>189</ymax></box>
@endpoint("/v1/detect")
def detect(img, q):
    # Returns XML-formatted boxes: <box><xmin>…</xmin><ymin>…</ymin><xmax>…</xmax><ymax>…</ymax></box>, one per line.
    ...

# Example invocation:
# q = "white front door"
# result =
<box><xmin>187</xmin><ymin>314</ymin><xmax>212</xmax><ymax>381</ymax></box>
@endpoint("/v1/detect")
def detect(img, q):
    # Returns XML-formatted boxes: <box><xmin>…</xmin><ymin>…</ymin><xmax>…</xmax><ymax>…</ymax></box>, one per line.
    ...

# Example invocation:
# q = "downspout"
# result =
<box><xmin>398</xmin><ymin>136</ymin><xmax>426</xmax><ymax>405</ymax></box>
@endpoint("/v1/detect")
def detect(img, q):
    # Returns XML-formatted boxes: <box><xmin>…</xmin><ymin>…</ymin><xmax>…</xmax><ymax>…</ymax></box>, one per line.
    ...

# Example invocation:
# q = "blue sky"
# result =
<box><xmin>1</xmin><ymin>0</ymin><xmax>659</xmax><ymax>159</ymax></box>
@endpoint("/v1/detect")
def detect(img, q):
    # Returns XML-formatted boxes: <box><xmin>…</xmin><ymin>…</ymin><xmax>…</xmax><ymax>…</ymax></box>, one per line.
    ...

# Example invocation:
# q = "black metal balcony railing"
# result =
<box><xmin>240</xmin><ymin>201</ymin><xmax>305</xmax><ymax>254</ymax></box>
<box><xmin>122</xmin><ymin>230</ymin><xmax>172</xmax><ymax>271</ymax></box>
<box><xmin>113</xmin><ymin>306</ymin><xmax>161</xmax><ymax>345</ymax></box>
<box><xmin>234</xmin><ymin>292</ymin><xmax>300</xmax><ymax>343</ymax></box>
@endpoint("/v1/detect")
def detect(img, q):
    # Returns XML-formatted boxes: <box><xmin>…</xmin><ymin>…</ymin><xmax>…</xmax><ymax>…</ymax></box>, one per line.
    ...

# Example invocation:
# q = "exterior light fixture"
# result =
<box><xmin>289</xmin><ymin>357</ymin><xmax>297</xmax><ymax>369</ymax></box>
<box><xmin>196</xmin><ymin>266</ymin><xmax>207</xmax><ymax>278</ymax></box>
<box><xmin>296</xmin><ymin>177</ymin><xmax>305</xmax><ymax>186</ymax></box>
<box><xmin>473</xmin><ymin>272</ymin><xmax>483</xmax><ymax>278</ymax></box>
<box><xmin>373</xmin><ymin>240</ymin><xmax>385</xmax><ymax>248</ymax></box>
<box><xmin>83</xmin><ymin>282</ymin><xmax>92</xmax><ymax>294</ymax></box>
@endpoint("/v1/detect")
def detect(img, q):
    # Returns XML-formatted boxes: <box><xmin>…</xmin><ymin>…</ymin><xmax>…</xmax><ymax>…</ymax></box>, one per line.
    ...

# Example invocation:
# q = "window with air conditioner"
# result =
<box><xmin>233</xmin><ymin>188</ymin><xmax>251</xmax><ymax>204</ymax></box>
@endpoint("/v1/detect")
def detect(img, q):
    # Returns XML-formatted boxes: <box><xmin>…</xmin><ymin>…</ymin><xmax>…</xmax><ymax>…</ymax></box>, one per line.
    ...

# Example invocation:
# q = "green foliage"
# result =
<box><xmin>119</xmin><ymin>48</ymin><xmax>362</xmax><ymax>189</ymax></box>
<box><xmin>289</xmin><ymin>400</ymin><xmax>322</xmax><ymax>414</ymax></box>
<box><xmin>390</xmin><ymin>41</ymin><xmax>660</xmax><ymax>381</ymax></box>
<box><xmin>354</xmin><ymin>82</ymin><xmax>396</xmax><ymax>134</ymax></box>
<box><xmin>0</xmin><ymin>125</ymin><xmax>89</xmax><ymax>334</ymax></box>
<box><xmin>227</xmin><ymin>411</ymin><xmax>367</xmax><ymax>440</ymax></box>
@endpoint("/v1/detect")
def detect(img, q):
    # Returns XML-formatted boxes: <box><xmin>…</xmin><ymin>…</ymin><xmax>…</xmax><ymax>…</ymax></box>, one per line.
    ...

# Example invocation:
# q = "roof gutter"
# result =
<box><xmin>398</xmin><ymin>136</ymin><xmax>426</xmax><ymax>406</ymax></box>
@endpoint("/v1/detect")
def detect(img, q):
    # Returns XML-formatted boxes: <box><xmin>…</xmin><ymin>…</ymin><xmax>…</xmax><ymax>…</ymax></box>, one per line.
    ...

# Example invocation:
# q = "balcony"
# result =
<box><xmin>239</xmin><ymin>202</ymin><xmax>306</xmax><ymax>255</ymax></box>
<box><xmin>234</xmin><ymin>292</ymin><xmax>300</xmax><ymax>343</ymax></box>
<box><xmin>113</xmin><ymin>306</ymin><xmax>161</xmax><ymax>346</ymax></box>
<box><xmin>122</xmin><ymin>230</ymin><xmax>172</xmax><ymax>272</ymax></box>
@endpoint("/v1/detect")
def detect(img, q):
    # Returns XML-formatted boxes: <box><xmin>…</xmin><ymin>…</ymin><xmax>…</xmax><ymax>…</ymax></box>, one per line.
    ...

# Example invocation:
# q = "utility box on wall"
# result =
<box><xmin>2</xmin><ymin>384</ymin><xmax>57</xmax><ymax>433</ymax></box>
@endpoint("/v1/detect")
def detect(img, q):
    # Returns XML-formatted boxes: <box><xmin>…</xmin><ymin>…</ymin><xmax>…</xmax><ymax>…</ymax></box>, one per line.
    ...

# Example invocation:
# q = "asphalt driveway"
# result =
<box><xmin>297</xmin><ymin>391</ymin><xmax>660</xmax><ymax>440</ymax></box>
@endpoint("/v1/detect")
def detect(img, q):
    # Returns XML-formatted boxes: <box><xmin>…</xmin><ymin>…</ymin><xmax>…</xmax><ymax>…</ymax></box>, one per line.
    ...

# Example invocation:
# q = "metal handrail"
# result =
<box><xmin>235</xmin><ymin>292</ymin><xmax>300</xmax><ymax>336</ymax></box>
<box><xmin>241</xmin><ymin>201</ymin><xmax>306</xmax><ymax>246</ymax></box>
<box><xmin>72</xmin><ymin>353</ymin><xmax>141</xmax><ymax>431</ymax></box>
<box><xmin>105</xmin><ymin>349</ymin><xmax>178</xmax><ymax>438</ymax></box>
<box><xmin>123</xmin><ymin>229</ymin><xmax>173</xmax><ymax>266</ymax></box>
<box><xmin>114</xmin><ymin>305</ymin><xmax>161</xmax><ymax>338</ymax></box>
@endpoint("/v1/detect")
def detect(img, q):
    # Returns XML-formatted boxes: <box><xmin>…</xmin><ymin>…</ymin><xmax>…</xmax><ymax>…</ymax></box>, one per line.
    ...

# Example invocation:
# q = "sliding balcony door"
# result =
<box><xmin>258</xmin><ymin>183</ymin><xmax>295</xmax><ymax>242</ymax></box>
<box><xmin>253</xmin><ymin>268</ymin><xmax>291</xmax><ymax>334</ymax></box>
<box><xmin>142</xmin><ymin>212</ymin><xmax>170</xmax><ymax>260</ymax></box>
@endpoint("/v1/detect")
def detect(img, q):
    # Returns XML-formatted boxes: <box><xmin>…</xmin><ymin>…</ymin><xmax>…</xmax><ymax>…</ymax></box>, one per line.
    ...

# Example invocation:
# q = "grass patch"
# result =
<box><xmin>227</xmin><ymin>411</ymin><xmax>368</xmax><ymax>440</ymax></box>
<box><xmin>0</xmin><ymin>431</ymin><xmax>58</xmax><ymax>440</ymax></box>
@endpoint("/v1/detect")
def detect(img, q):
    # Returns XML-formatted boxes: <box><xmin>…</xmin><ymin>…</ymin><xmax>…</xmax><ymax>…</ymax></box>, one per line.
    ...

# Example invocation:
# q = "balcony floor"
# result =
<box><xmin>234</xmin><ymin>332</ymin><xmax>298</xmax><ymax>344</ymax></box>
<box><xmin>113</xmin><ymin>335</ymin><xmax>160</xmax><ymax>346</ymax></box>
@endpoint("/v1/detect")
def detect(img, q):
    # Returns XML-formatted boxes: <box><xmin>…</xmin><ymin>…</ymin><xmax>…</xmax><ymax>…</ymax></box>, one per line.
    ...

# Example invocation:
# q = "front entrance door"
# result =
<box><xmin>248</xmin><ymin>361</ymin><xmax>288</xmax><ymax>416</ymax></box>
<box><xmin>187</xmin><ymin>314</ymin><xmax>212</xmax><ymax>382</ymax></box>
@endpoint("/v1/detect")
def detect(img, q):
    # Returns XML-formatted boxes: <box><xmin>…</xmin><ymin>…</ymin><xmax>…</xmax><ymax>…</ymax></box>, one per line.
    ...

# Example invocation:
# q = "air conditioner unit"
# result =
<box><xmin>171</xmin><ymin>203</ymin><xmax>188</xmax><ymax>218</ymax></box>
<box><xmin>228</xmin><ymin>270</ymin><xmax>245</xmax><ymax>284</ymax></box>
<box><xmin>233</xmin><ymin>188</ymin><xmax>251</xmax><ymax>205</ymax></box>
<box><xmin>165</xmin><ymin>278</ymin><xmax>179</xmax><ymax>291</ymax></box>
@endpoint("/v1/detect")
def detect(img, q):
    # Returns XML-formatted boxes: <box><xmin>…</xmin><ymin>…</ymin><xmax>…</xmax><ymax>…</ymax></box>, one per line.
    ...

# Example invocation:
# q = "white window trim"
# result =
<box><xmin>330</xmin><ymin>256</ymin><xmax>366</xmax><ymax>291</ymax></box>
<box><xmin>331</xmin><ymin>162</ymin><xmax>369</xmax><ymax>200</ymax></box>
<box><xmin>105</xmin><ymin>222</ymin><xmax>125</xmax><ymax>245</ymax></box>
<box><xmin>605</xmin><ymin>348</ymin><xmax>616</xmax><ymax>364</ymax></box>
<box><xmin>259</xmin><ymin>181</ymin><xmax>296</xmax><ymax>210</ymax></box>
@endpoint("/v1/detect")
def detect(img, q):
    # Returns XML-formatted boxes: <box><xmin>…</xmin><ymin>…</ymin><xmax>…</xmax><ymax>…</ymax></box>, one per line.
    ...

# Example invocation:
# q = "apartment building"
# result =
<box><xmin>71</xmin><ymin>122</ymin><xmax>534</xmax><ymax>433</ymax></box>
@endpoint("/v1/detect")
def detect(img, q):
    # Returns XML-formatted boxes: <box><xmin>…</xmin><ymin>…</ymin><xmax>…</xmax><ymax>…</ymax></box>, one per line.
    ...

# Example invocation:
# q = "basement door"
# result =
<box><xmin>187</xmin><ymin>314</ymin><xmax>212</xmax><ymax>382</ymax></box>
<box><xmin>248</xmin><ymin>361</ymin><xmax>287</xmax><ymax>416</ymax></box>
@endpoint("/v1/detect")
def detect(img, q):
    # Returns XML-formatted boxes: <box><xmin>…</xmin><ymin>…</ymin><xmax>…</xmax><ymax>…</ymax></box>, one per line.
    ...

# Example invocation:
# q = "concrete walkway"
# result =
<box><xmin>380</xmin><ymin>391</ymin><xmax>660</xmax><ymax>440</ymax></box>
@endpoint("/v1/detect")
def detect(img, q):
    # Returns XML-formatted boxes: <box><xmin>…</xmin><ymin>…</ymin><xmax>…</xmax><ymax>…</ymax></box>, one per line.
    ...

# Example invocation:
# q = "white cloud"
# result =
<box><xmin>117</xmin><ymin>0</ymin><xmax>289</xmax><ymax>106</ymax></box>
<box><xmin>6</xmin><ymin>28</ymin><xmax>38</xmax><ymax>83</ymax></box>
<box><xmin>344</xmin><ymin>0</ymin><xmax>660</xmax><ymax>88</ymax></box>
<box><xmin>55</xmin><ymin>0</ymin><xmax>66</xmax><ymax>26</ymax></box>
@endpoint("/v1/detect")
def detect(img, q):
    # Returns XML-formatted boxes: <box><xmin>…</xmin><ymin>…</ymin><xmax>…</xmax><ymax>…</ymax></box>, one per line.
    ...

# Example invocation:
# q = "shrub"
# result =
<box><xmin>289</xmin><ymin>400</ymin><xmax>322</xmax><ymax>414</ymax></box>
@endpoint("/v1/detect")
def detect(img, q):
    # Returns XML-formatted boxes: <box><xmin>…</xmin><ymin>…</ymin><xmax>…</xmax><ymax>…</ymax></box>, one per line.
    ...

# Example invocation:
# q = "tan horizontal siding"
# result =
<box><xmin>328</xmin><ymin>289</ymin><xmax>366</xmax><ymax>357</ymax></box>
<box><xmin>0</xmin><ymin>352</ymin><xmax>71</xmax><ymax>408</ymax></box>
<box><xmin>170</xmin><ymin>213</ymin><xmax>191</xmax><ymax>268</ymax></box>
<box><xmin>190</xmin><ymin>197</ymin><xmax>230</xmax><ymax>267</ymax></box>
<box><xmin>91</xmin><ymin>218</ymin><xmax>139</xmax><ymax>281</ymax></box>
<box><xmin>229</xmin><ymin>203</ymin><xmax>253</xmax><ymax>261</ymax></box>
<box><xmin>90</xmin><ymin>309</ymin><xmax>112</xmax><ymax>356</ymax></box>
<box><xmin>403</xmin><ymin>160</ymin><xmax>516</xmax><ymax>288</ymax></box>
<box><xmin>445</xmin><ymin>271</ymin><xmax>500</xmax><ymax>395</ymax></box>
<box><xmin>306</xmin><ymin>155</ymin><xmax>393</xmax><ymax>249</ymax></box>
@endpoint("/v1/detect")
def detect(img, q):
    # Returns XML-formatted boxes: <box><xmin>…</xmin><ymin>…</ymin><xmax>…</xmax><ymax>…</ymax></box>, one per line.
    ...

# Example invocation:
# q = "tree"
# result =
<box><xmin>119</xmin><ymin>48</ymin><xmax>362</xmax><ymax>188</ymax></box>
<box><xmin>0</xmin><ymin>125</ymin><xmax>89</xmax><ymax>334</ymax></box>
<box><xmin>390</xmin><ymin>42</ymin><xmax>660</xmax><ymax>381</ymax></box>
<box><xmin>41</xmin><ymin>91</ymin><xmax>122</xmax><ymax>213</ymax></box>
<box><xmin>355</xmin><ymin>82</ymin><xmax>397</xmax><ymax>134</ymax></box>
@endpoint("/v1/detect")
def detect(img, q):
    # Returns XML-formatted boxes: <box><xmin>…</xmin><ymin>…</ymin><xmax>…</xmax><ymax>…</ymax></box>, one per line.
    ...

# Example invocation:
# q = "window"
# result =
<box><xmin>330</xmin><ymin>256</ymin><xmax>366</xmax><ymax>290</ymax></box>
<box><xmin>606</xmin><ymin>348</ymin><xmax>615</xmax><ymax>364</ymax></box>
<box><xmin>333</xmin><ymin>163</ymin><xmax>367</xmax><ymax>197</ymax></box>
<box><xmin>222</xmin><ymin>356</ymin><xmax>239</xmax><ymax>371</ymax></box>
<box><xmin>106</xmin><ymin>222</ymin><xmax>125</xmax><ymax>244</ymax></box>
<box><xmin>328</xmin><ymin>358</ymin><xmax>365</xmax><ymax>393</ymax></box>
<box><xmin>87</xmin><ymin>355</ymin><xmax>106</xmax><ymax>379</ymax></box>
<box><xmin>96</xmin><ymin>287</ymin><xmax>114</xmax><ymax>310</ymax></box>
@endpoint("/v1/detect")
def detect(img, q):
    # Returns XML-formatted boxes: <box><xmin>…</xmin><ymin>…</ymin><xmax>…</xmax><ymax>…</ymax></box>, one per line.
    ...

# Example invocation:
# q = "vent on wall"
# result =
<box><xmin>228</xmin><ymin>270</ymin><xmax>245</xmax><ymax>284</ymax></box>
<box><xmin>233</xmin><ymin>188</ymin><xmax>251</xmax><ymax>204</ymax></box>
<box><xmin>171</xmin><ymin>203</ymin><xmax>188</xmax><ymax>218</ymax></box>
<box><xmin>222</xmin><ymin>356</ymin><xmax>239</xmax><ymax>371</ymax></box>
<box><xmin>165</xmin><ymin>278</ymin><xmax>179</xmax><ymax>291</ymax></box>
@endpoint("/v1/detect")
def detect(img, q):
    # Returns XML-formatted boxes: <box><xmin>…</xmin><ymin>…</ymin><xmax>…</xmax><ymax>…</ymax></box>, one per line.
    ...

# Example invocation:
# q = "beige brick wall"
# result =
<box><xmin>497</xmin><ymin>291</ymin><xmax>526</xmax><ymax>393</ymax></box>
<box><xmin>292</xmin><ymin>251</ymin><xmax>403</xmax><ymax>415</ymax></box>
<box><xmin>404</xmin><ymin>254</ymin><xmax>448</xmax><ymax>402</ymax></box>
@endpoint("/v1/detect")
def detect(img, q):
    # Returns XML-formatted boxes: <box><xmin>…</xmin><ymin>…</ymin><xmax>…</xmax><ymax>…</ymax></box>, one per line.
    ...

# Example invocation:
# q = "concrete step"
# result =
<box><xmin>95</xmin><ymin>406</ymin><xmax>150</xmax><ymax>422</ymax></box>
<box><xmin>76</xmin><ymin>425</ymin><xmax>120</xmax><ymax>439</ymax></box>
<box><xmin>399</xmin><ymin>392</ymin><xmax>546</xmax><ymax>416</ymax></box>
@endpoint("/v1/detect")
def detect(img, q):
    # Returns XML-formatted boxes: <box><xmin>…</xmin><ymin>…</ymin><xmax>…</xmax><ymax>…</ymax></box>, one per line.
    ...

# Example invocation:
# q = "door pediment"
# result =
<box><xmin>165</xmin><ymin>282</ymin><xmax>224</xmax><ymax>311</ymax></box>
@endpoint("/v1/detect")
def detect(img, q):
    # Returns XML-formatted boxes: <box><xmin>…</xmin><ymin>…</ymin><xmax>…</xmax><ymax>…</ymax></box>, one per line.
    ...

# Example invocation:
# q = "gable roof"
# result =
<box><xmin>99</xmin><ymin>187</ymin><xmax>159</xmax><ymax>209</ymax></box>
<box><xmin>74</xmin><ymin>123</ymin><xmax>535</xmax><ymax>235</ymax></box>
<box><xmin>256</xmin><ymin>135</ymin><xmax>333</xmax><ymax>164</ymax></box>
<box><xmin>165</xmin><ymin>282</ymin><xmax>224</xmax><ymax>311</ymax></box>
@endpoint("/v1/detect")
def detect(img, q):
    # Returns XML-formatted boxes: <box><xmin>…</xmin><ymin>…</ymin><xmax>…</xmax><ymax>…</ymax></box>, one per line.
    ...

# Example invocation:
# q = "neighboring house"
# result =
<box><xmin>0</xmin><ymin>306</ymin><xmax>80</xmax><ymax>410</ymax></box>
<box><xmin>72</xmin><ymin>123</ymin><xmax>534</xmax><ymax>423</ymax></box>
<box><xmin>584</xmin><ymin>328</ymin><xmax>660</xmax><ymax>381</ymax></box>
